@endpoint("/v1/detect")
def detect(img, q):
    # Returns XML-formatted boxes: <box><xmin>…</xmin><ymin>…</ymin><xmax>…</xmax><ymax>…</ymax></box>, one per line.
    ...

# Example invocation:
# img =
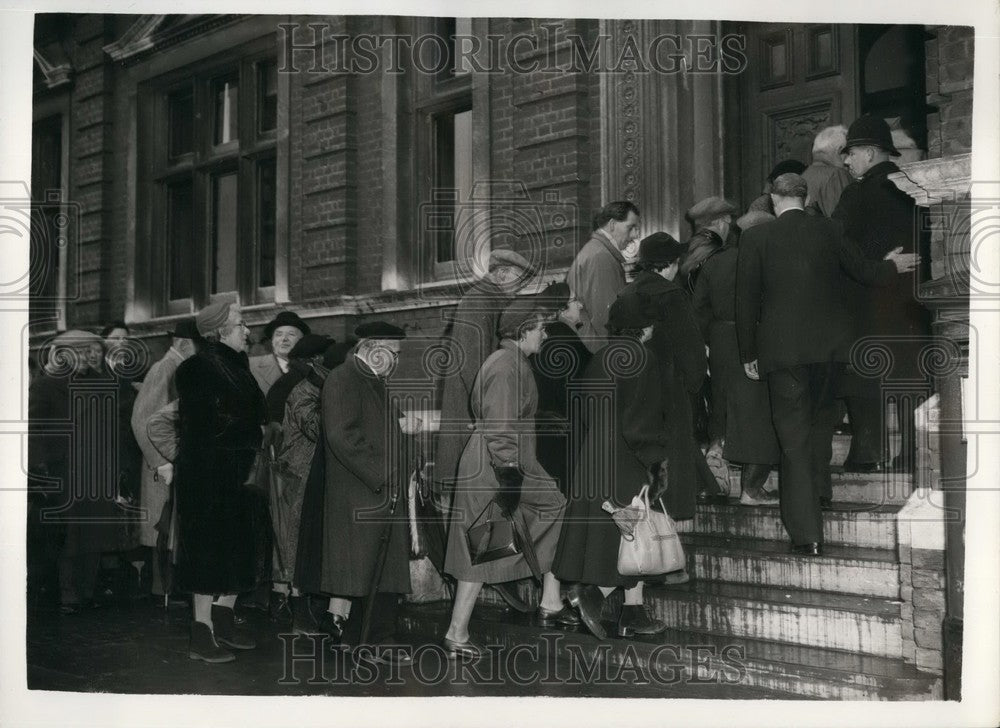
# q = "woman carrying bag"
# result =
<box><xmin>552</xmin><ymin>294</ymin><xmax>671</xmax><ymax>640</ymax></box>
<box><xmin>442</xmin><ymin>298</ymin><xmax>575</xmax><ymax>660</ymax></box>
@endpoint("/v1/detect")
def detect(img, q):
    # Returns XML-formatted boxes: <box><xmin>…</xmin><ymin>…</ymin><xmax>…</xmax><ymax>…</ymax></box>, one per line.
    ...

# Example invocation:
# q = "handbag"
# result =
<box><xmin>244</xmin><ymin>444</ymin><xmax>276</xmax><ymax>496</ymax></box>
<box><xmin>466</xmin><ymin>499</ymin><xmax>521</xmax><ymax>565</ymax></box>
<box><xmin>616</xmin><ymin>484</ymin><xmax>686</xmax><ymax>576</ymax></box>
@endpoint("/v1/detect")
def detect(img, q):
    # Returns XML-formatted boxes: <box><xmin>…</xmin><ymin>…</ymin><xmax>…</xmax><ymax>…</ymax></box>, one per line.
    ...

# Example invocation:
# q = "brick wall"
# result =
<box><xmin>925</xmin><ymin>25</ymin><xmax>974</xmax><ymax>158</ymax></box>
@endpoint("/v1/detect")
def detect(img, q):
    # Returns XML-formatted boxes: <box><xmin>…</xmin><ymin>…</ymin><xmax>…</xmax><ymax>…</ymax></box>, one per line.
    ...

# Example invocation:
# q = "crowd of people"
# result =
<box><xmin>28</xmin><ymin>114</ymin><xmax>928</xmax><ymax>666</ymax></box>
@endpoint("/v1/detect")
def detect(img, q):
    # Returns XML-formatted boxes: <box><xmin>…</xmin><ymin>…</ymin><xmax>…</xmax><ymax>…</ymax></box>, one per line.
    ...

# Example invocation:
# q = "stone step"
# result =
<box><xmin>397</xmin><ymin>602</ymin><xmax>941</xmax><ymax>700</ymax></box>
<box><xmin>647</xmin><ymin>581</ymin><xmax>905</xmax><ymax>658</ymax></box>
<box><xmin>723</xmin><ymin>470</ymin><xmax>915</xmax><ymax>505</ymax></box>
<box><xmin>694</xmin><ymin>501</ymin><xmax>900</xmax><ymax>549</ymax></box>
<box><xmin>681</xmin><ymin>534</ymin><xmax>901</xmax><ymax>598</ymax></box>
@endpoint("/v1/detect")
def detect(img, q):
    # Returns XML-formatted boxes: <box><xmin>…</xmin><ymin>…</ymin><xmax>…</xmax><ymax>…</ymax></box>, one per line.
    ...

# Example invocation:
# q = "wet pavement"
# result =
<box><xmin>25</xmin><ymin>597</ymin><xmax>778</xmax><ymax>699</ymax></box>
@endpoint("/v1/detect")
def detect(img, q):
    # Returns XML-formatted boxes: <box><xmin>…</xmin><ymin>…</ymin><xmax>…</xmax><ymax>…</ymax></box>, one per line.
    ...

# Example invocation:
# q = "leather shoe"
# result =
<box><xmin>617</xmin><ymin>604</ymin><xmax>667</xmax><ymax>638</ymax></box>
<box><xmin>442</xmin><ymin>637</ymin><xmax>484</xmax><ymax>661</ymax></box>
<box><xmin>212</xmin><ymin>604</ymin><xmax>257</xmax><ymax>650</ymax></box>
<box><xmin>791</xmin><ymin>542</ymin><xmax>823</xmax><ymax>556</ymax></box>
<box><xmin>536</xmin><ymin>605</ymin><xmax>582</xmax><ymax>628</ymax></box>
<box><xmin>352</xmin><ymin>644</ymin><xmax>414</xmax><ymax>667</ymax></box>
<box><xmin>566</xmin><ymin>584</ymin><xmax>607</xmax><ymax>640</ymax></box>
<box><xmin>739</xmin><ymin>490</ymin><xmax>780</xmax><ymax>507</ymax></box>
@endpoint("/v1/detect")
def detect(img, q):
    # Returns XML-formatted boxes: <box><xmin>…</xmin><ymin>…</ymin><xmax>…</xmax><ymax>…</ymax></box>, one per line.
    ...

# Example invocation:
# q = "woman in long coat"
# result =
<box><xmin>442</xmin><ymin>299</ymin><xmax>572</xmax><ymax>659</ymax></box>
<box><xmin>620</xmin><ymin>233</ymin><xmax>727</xmax><ymax>517</ymax></box>
<box><xmin>693</xmin><ymin>210</ymin><xmax>781</xmax><ymax>505</ymax></box>
<box><xmin>174</xmin><ymin>302</ymin><xmax>266</xmax><ymax>663</ymax></box>
<box><xmin>552</xmin><ymin>294</ymin><xmax>671</xmax><ymax>640</ymax></box>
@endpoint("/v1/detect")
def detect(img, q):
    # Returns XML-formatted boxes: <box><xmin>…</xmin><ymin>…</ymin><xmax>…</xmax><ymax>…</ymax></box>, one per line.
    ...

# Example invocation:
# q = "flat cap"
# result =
<box><xmin>169</xmin><ymin>318</ymin><xmax>201</xmax><ymax>340</ymax></box>
<box><xmin>608</xmin><ymin>293</ymin><xmax>657</xmax><ymax>331</ymax></box>
<box><xmin>736</xmin><ymin>210</ymin><xmax>775</xmax><ymax>232</ymax></box>
<box><xmin>686</xmin><ymin>196</ymin><xmax>737</xmax><ymax>225</ymax></box>
<box><xmin>52</xmin><ymin>329</ymin><xmax>102</xmax><ymax>346</ymax></box>
<box><xmin>534</xmin><ymin>280</ymin><xmax>571</xmax><ymax>313</ymax></box>
<box><xmin>498</xmin><ymin>297</ymin><xmax>544</xmax><ymax>337</ymax></box>
<box><xmin>354</xmin><ymin>321</ymin><xmax>406</xmax><ymax>340</ymax></box>
<box><xmin>637</xmin><ymin>231</ymin><xmax>686</xmax><ymax>266</ymax></box>
<box><xmin>488</xmin><ymin>247</ymin><xmax>534</xmax><ymax>274</ymax></box>
<box><xmin>196</xmin><ymin>301</ymin><xmax>233</xmax><ymax>335</ymax></box>
<box><xmin>263</xmin><ymin>310</ymin><xmax>311</xmax><ymax>339</ymax></box>
<box><xmin>289</xmin><ymin>333</ymin><xmax>334</xmax><ymax>360</ymax></box>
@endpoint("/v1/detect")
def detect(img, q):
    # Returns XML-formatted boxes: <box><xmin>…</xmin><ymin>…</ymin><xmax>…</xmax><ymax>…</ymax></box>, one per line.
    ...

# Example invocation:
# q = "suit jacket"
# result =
<box><xmin>735</xmin><ymin>208</ymin><xmax>897</xmax><ymax>375</ymax></box>
<box><xmin>567</xmin><ymin>233</ymin><xmax>627</xmax><ymax>352</ymax></box>
<box><xmin>249</xmin><ymin>353</ymin><xmax>286</xmax><ymax>395</ymax></box>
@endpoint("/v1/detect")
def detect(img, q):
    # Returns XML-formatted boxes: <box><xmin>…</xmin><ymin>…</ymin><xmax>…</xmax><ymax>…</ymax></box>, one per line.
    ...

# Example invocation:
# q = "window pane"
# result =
<box><xmin>211</xmin><ymin>172</ymin><xmax>238</xmax><ymax>293</ymax></box>
<box><xmin>213</xmin><ymin>76</ymin><xmax>239</xmax><ymax>145</ymax></box>
<box><xmin>257</xmin><ymin>158</ymin><xmax>276</xmax><ymax>287</ymax></box>
<box><xmin>258</xmin><ymin>60</ymin><xmax>278</xmax><ymax>133</ymax></box>
<box><xmin>433</xmin><ymin>107</ymin><xmax>473</xmax><ymax>263</ymax></box>
<box><xmin>167</xmin><ymin>179</ymin><xmax>194</xmax><ymax>300</ymax></box>
<box><xmin>168</xmin><ymin>87</ymin><xmax>194</xmax><ymax>157</ymax></box>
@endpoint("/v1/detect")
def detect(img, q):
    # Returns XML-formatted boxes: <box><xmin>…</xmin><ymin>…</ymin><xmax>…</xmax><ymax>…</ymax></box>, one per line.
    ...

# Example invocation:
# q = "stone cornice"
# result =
<box><xmin>103</xmin><ymin>14</ymin><xmax>247</xmax><ymax>65</ymax></box>
<box><xmin>888</xmin><ymin>153</ymin><xmax>972</xmax><ymax>207</ymax></box>
<box><xmin>33</xmin><ymin>43</ymin><xmax>73</xmax><ymax>90</ymax></box>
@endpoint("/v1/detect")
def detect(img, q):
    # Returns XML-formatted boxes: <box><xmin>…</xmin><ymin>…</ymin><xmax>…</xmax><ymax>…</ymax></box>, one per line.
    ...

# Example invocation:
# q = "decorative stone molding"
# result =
<box><xmin>888</xmin><ymin>153</ymin><xmax>971</xmax><ymax>206</ymax></box>
<box><xmin>33</xmin><ymin>43</ymin><xmax>73</xmax><ymax>89</ymax></box>
<box><xmin>103</xmin><ymin>15</ymin><xmax>244</xmax><ymax>64</ymax></box>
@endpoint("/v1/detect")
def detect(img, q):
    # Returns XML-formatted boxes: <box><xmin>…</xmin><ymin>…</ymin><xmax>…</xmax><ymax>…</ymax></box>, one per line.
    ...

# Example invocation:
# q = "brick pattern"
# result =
<box><xmin>925</xmin><ymin>26</ymin><xmax>974</xmax><ymax>158</ymax></box>
<box><xmin>899</xmin><ymin>546</ymin><xmax>946</xmax><ymax>675</ymax></box>
<box><xmin>67</xmin><ymin>16</ymin><xmax>115</xmax><ymax>327</ymax></box>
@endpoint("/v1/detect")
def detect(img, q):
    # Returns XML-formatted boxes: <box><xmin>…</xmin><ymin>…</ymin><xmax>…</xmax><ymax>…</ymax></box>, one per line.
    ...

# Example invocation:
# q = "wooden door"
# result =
<box><xmin>726</xmin><ymin>22</ymin><xmax>858</xmax><ymax>209</ymax></box>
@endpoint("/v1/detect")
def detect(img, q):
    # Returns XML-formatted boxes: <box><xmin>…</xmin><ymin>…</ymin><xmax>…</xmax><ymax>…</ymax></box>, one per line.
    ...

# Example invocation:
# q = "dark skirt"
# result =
<box><xmin>293</xmin><ymin>438</ymin><xmax>326</xmax><ymax>594</ymax></box>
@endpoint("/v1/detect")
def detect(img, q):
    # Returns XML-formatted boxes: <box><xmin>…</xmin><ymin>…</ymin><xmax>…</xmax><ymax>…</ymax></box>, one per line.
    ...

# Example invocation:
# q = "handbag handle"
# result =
<box><xmin>635</xmin><ymin>484</ymin><xmax>669</xmax><ymax>520</ymax></box>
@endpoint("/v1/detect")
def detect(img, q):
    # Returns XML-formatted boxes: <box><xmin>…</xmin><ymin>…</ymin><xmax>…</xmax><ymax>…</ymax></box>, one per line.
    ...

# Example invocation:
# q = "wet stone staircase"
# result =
<box><xmin>399</xmin><ymin>434</ymin><xmax>944</xmax><ymax>699</ymax></box>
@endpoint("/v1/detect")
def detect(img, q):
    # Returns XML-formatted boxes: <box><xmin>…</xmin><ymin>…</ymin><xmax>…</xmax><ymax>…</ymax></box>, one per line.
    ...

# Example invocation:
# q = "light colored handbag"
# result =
<box><xmin>616</xmin><ymin>484</ymin><xmax>686</xmax><ymax>576</ymax></box>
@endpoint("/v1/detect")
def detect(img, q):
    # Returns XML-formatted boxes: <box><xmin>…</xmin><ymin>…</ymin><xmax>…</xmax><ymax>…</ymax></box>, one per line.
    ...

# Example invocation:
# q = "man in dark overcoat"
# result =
<box><xmin>320</xmin><ymin>322</ymin><xmax>419</xmax><ymax>659</ymax></box>
<box><xmin>694</xmin><ymin>210</ymin><xmax>780</xmax><ymax>506</ymax></box>
<box><xmin>832</xmin><ymin>114</ymin><xmax>932</xmax><ymax>472</ymax></box>
<box><xmin>435</xmin><ymin>248</ymin><xmax>535</xmax><ymax>496</ymax></box>
<box><xmin>736</xmin><ymin>173</ymin><xmax>919</xmax><ymax>554</ymax></box>
<box><xmin>174</xmin><ymin>301</ymin><xmax>266</xmax><ymax>663</ymax></box>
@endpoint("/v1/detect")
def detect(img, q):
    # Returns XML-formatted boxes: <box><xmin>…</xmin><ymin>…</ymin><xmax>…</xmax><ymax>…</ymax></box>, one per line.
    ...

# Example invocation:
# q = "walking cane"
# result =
<box><xmin>358</xmin><ymin>479</ymin><xmax>402</xmax><ymax>646</ymax></box>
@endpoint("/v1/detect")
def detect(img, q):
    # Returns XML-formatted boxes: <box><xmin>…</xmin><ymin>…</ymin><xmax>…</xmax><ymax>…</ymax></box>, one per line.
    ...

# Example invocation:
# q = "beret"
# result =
<box><xmin>354</xmin><ymin>321</ymin><xmax>406</xmax><ymax>340</ymax></box>
<box><xmin>498</xmin><ymin>297</ymin><xmax>544</xmax><ymax>336</ymax></box>
<box><xmin>534</xmin><ymin>280</ymin><xmax>572</xmax><ymax>313</ymax></box>
<box><xmin>766</xmin><ymin>159</ymin><xmax>807</xmax><ymax>182</ymax></box>
<box><xmin>195</xmin><ymin>301</ymin><xmax>233</xmax><ymax>335</ymax></box>
<box><xmin>488</xmin><ymin>247</ymin><xmax>534</xmax><ymax>274</ymax></box>
<box><xmin>52</xmin><ymin>329</ymin><xmax>102</xmax><ymax>346</ymax></box>
<box><xmin>263</xmin><ymin>310</ymin><xmax>311</xmax><ymax>339</ymax></box>
<box><xmin>608</xmin><ymin>293</ymin><xmax>658</xmax><ymax>331</ymax></box>
<box><xmin>289</xmin><ymin>334</ymin><xmax>334</xmax><ymax>360</ymax></box>
<box><xmin>637</xmin><ymin>231</ymin><xmax>686</xmax><ymax>265</ymax></box>
<box><xmin>686</xmin><ymin>196</ymin><xmax>737</xmax><ymax>225</ymax></box>
<box><xmin>735</xmin><ymin>210</ymin><xmax>775</xmax><ymax>232</ymax></box>
<box><xmin>169</xmin><ymin>318</ymin><xmax>201</xmax><ymax>340</ymax></box>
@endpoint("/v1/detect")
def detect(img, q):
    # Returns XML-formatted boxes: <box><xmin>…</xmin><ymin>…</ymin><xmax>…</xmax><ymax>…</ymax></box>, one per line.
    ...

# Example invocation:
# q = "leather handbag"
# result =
<box><xmin>244</xmin><ymin>445</ymin><xmax>276</xmax><ymax>496</ymax></box>
<box><xmin>466</xmin><ymin>499</ymin><xmax>521</xmax><ymax>565</ymax></box>
<box><xmin>617</xmin><ymin>484</ymin><xmax>686</xmax><ymax>576</ymax></box>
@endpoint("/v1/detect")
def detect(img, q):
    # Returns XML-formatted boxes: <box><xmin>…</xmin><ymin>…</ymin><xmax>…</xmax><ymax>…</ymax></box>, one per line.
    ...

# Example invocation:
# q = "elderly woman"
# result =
<box><xmin>693</xmin><ymin>210</ymin><xmax>781</xmax><ymax>506</ymax></box>
<box><xmin>442</xmin><ymin>299</ymin><xmax>573</xmax><ymax>659</ymax></box>
<box><xmin>174</xmin><ymin>301</ymin><xmax>266</xmax><ymax>663</ymax></box>
<box><xmin>552</xmin><ymin>295</ymin><xmax>670</xmax><ymax>640</ymax></box>
<box><xmin>250</xmin><ymin>310</ymin><xmax>310</xmax><ymax>396</ymax></box>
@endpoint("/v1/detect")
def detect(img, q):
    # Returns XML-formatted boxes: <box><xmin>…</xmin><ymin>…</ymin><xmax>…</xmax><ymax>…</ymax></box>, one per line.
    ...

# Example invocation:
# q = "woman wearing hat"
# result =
<box><xmin>529</xmin><ymin>281</ymin><xmax>591</xmax><ymax>496</ymax></box>
<box><xmin>249</xmin><ymin>310</ymin><xmax>310</xmax><ymax>396</ymax></box>
<box><xmin>552</xmin><ymin>294</ymin><xmax>670</xmax><ymax>639</ymax></box>
<box><xmin>442</xmin><ymin>298</ymin><xmax>573</xmax><ymax>659</ymax></box>
<box><xmin>621</xmin><ymin>232</ymin><xmax>727</xmax><ymax>514</ymax></box>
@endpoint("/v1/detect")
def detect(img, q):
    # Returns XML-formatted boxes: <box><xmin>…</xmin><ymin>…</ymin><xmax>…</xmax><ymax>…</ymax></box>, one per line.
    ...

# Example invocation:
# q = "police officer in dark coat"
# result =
<box><xmin>694</xmin><ymin>210</ymin><xmax>780</xmax><ymax>506</ymax></box>
<box><xmin>174</xmin><ymin>302</ymin><xmax>266</xmax><ymax>663</ymax></box>
<box><xmin>736</xmin><ymin>173</ymin><xmax>919</xmax><ymax>554</ymax></box>
<box><xmin>619</xmin><ymin>232</ymin><xmax>726</xmax><ymax>515</ymax></box>
<box><xmin>833</xmin><ymin>115</ymin><xmax>932</xmax><ymax>472</ymax></box>
<box><xmin>319</xmin><ymin>322</ymin><xmax>418</xmax><ymax>660</ymax></box>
